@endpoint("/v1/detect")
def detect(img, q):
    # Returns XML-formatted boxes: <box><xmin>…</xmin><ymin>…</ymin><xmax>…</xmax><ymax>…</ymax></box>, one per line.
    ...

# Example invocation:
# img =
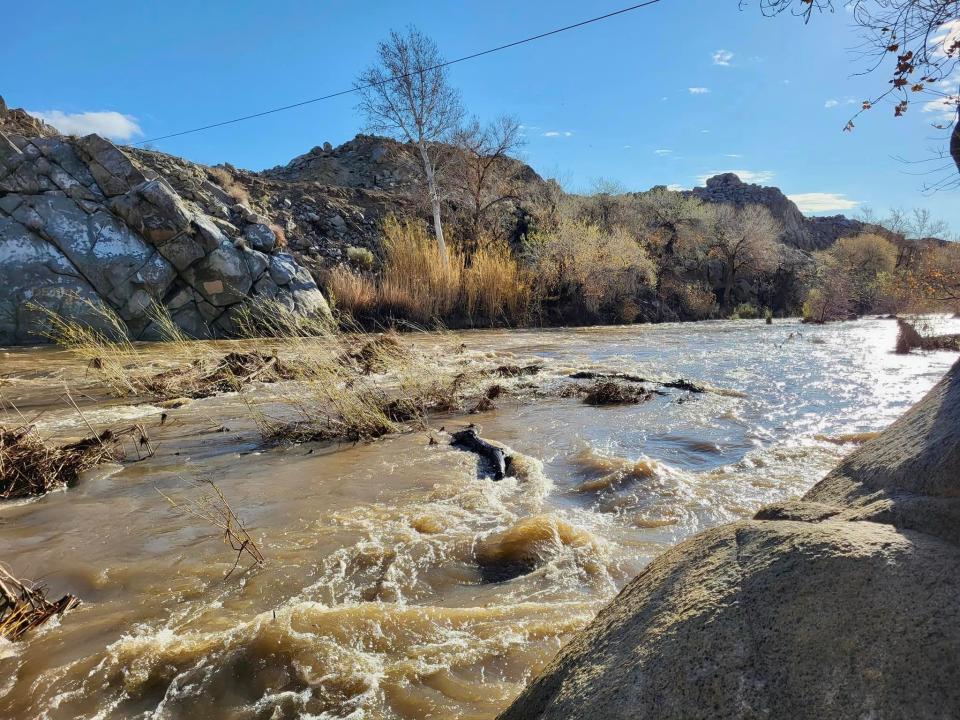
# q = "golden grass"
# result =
<box><xmin>326</xmin><ymin>266</ymin><xmax>377</xmax><ymax>319</ymax></box>
<box><xmin>464</xmin><ymin>243</ymin><xmax>535</xmax><ymax>325</ymax></box>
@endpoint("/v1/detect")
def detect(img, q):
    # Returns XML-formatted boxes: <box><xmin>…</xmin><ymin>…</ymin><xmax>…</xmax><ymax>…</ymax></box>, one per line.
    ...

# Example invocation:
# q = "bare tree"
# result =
<box><xmin>748</xmin><ymin>1</ymin><xmax>960</xmax><ymax>180</ymax></box>
<box><xmin>709</xmin><ymin>204</ymin><xmax>782</xmax><ymax>309</ymax></box>
<box><xmin>356</xmin><ymin>27</ymin><xmax>464</xmax><ymax>264</ymax></box>
<box><xmin>453</xmin><ymin>115</ymin><xmax>524</xmax><ymax>252</ymax></box>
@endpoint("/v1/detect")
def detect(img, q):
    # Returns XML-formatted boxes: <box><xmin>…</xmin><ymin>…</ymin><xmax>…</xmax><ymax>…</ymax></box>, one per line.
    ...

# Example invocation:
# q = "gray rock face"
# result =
<box><xmin>0</xmin><ymin>121</ymin><xmax>329</xmax><ymax>345</ymax></box>
<box><xmin>500</xmin><ymin>359</ymin><xmax>960</xmax><ymax>720</ymax></box>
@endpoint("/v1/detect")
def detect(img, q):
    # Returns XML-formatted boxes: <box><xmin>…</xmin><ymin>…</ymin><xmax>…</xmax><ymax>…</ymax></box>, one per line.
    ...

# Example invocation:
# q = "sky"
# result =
<box><xmin>4</xmin><ymin>0</ymin><xmax>958</xmax><ymax>230</ymax></box>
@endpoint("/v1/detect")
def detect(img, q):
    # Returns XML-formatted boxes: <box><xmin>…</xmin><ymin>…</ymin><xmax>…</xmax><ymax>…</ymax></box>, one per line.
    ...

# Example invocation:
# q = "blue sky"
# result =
<box><xmin>4</xmin><ymin>0</ymin><xmax>957</xmax><ymax>229</ymax></box>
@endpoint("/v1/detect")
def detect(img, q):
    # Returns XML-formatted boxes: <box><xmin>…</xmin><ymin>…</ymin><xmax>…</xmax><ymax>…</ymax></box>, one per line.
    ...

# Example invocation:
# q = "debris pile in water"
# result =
<box><xmin>0</xmin><ymin>565</ymin><xmax>80</xmax><ymax>641</ymax></box>
<box><xmin>583</xmin><ymin>381</ymin><xmax>654</xmax><ymax>406</ymax></box>
<box><xmin>341</xmin><ymin>331</ymin><xmax>409</xmax><ymax>374</ymax></box>
<box><xmin>143</xmin><ymin>351</ymin><xmax>300</xmax><ymax>399</ymax></box>
<box><xmin>0</xmin><ymin>424</ymin><xmax>150</xmax><ymax>499</ymax></box>
<box><xmin>895</xmin><ymin>318</ymin><xmax>960</xmax><ymax>354</ymax></box>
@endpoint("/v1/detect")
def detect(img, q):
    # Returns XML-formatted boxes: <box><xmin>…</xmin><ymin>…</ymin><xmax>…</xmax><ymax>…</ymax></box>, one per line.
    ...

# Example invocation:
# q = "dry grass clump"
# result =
<box><xmin>583</xmin><ymin>381</ymin><xmax>653</xmax><ymax>406</ymax></box>
<box><xmin>463</xmin><ymin>243</ymin><xmax>535</xmax><ymax>325</ymax></box>
<box><xmin>233</xmin><ymin>296</ymin><xmax>336</xmax><ymax>340</ymax></box>
<box><xmin>268</xmin><ymin>223</ymin><xmax>287</xmax><ymax>249</ymax></box>
<box><xmin>34</xmin><ymin>296</ymin><xmax>140</xmax><ymax>395</ymax></box>
<box><xmin>0</xmin><ymin>424</ymin><xmax>150</xmax><ymax>499</ymax></box>
<box><xmin>378</xmin><ymin>216</ymin><xmax>463</xmax><ymax>323</ymax></box>
<box><xmin>1</xmin><ymin>565</ymin><xmax>80</xmax><ymax>641</ymax></box>
<box><xmin>326</xmin><ymin>266</ymin><xmax>377</xmax><ymax>318</ymax></box>
<box><xmin>208</xmin><ymin>165</ymin><xmax>251</xmax><ymax>206</ymax></box>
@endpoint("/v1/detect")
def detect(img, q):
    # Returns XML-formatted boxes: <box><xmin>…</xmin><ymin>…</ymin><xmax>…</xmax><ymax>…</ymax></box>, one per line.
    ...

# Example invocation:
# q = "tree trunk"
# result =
<box><xmin>722</xmin><ymin>264</ymin><xmax>735</xmax><ymax>311</ymax></box>
<box><xmin>951</xmin><ymin>111</ymin><xmax>960</xmax><ymax>176</ymax></box>
<box><xmin>418</xmin><ymin>141</ymin><xmax>448</xmax><ymax>266</ymax></box>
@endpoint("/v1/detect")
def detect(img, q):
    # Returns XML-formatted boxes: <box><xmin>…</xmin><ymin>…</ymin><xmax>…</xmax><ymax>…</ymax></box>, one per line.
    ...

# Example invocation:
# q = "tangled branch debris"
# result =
<box><xmin>895</xmin><ymin>319</ymin><xmax>960</xmax><ymax>354</ymax></box>
<box><xmin>0</xmin><ymin>565</ymin><xmax>80</xmax><ymax>641</ymax></box>
<box><xmin>159</xmin><ymin>480</ymin><xmax>264</xmax><ymax>578</ymax></box>
<box><xmin>0</xmin><ymin>424</ymin><xmax>152</xmax><ymax>499</ymax></box>
<box><xmin>143</xmin><ymin>351</ymin><xmax>300</xmax><ymax>400</ymax></box>
<box><xmin>342</xmin><ymin>332</ymin><xmax>409</xmax><ymax>374</ymax></box>
<box><xmin>583</xmin><ymin>381</ymin><xmax>654</xmax><ymax>406</ymax></box>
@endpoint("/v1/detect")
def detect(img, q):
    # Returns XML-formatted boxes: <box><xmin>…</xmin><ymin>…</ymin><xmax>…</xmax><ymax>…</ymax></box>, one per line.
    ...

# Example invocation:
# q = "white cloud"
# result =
<box><xmin>688</xmin><ymin>87</ymin><xmax>710</xmax><ymax>95</ymax></box>
<box><xmin>696</xmin><ymin>169</ymin><xmax>775</xmax><ymax>185</ymax></box>
<box><xmin>666</xmin><ymin>183</ymin><xmax>687</xmax><ymax>192</ymax></box>
<box><xmin>724</xmin><ymin>153</ymin><xmax>743</xmax><ymax>158</ymax></box>
<box><xmin>712</xmin><ymin>49</ymin><xmax>734</xmax><ymax>66</ymax></box>
<box><xmin>824</xmin><ymin>99</ymin><xmax>839</xmax><ymax>108</ymax></box>
<box><xmin>787</xmin><ymin>192</ymin><xmax>861</xmax><ymax>213</ymax></box>
<box><xmin>932</xmin><ymin>19</ymin><xmax>960</xmax><ymax>58</ymax></box>
<box><xmin>654</xmin><ymin>148</ymin><xmax>672</xmax><ymax>156</ymax></box>
<box><xmin>27</xmin><ymin>109</ymin><xmax>143</xmax><ymax>141</ymax></box>
<box><xmin>542</xmin><ymin>130</ymin><xmax>573</xmax><ymax>138</ymax></box>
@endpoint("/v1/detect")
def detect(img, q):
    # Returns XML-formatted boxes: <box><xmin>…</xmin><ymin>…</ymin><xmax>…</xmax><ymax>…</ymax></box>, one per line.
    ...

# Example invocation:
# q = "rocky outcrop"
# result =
<box><xmin>0</xmin><ymin>100</ymin><xmax>329</xmax><ymax>344</ymax></box>
<box><xmin>499</xmin><ymin>359</ymin><xmax>960</xmax><ymax>720</ymax></box>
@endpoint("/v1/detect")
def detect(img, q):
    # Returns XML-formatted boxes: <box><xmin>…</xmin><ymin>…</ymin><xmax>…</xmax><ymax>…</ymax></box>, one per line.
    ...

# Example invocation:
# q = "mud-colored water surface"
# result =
<box><xmin>2</xmin><ymin>317</ymin><xmax>957</xmax><ymax>719</ymax></box>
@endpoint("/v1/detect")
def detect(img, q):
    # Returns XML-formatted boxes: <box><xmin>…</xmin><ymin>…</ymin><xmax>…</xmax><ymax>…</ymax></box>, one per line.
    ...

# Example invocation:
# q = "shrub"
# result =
<box><xmin>347</xmin><ymin>246</ymin><xmax>375</xmax><ymax>271</ymax></box>
<box><xmin>666</xmin><ymin>280</ymin><xmax>716</xmax><ymax>320</ymax></box>
<box><xmin>730</xmin><ymin>302</ymin><xmax>760</xmax><ymax>319</ymax></box>
<box><xmin>524</xmin><ymin>219</ymin><xmax>656</xmax><ymax>317</ymax></box>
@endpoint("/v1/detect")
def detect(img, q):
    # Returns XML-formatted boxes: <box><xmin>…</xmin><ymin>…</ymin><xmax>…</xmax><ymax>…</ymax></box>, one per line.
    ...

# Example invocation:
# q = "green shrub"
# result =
<box><xmin>730</xmin><ymin>302</ymin><xmax>760</xmax><ymax>319</ymax></box>
<box><xmin>347</xmin><ymin>246</ymin><xmax>375</xmax><ymax>271</ymax></box>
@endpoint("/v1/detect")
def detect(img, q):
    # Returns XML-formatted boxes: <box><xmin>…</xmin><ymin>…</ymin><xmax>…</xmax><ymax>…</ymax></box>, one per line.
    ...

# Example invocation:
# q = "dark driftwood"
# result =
<box><xmin>569</xmin><ymin>371</ymin><xmax>705</xmax><ymax>393</ymax></box>
<box><xmin>451</xmin><ymin>428</ymin><xmax>512</xmax><ymax>480</ymax></box>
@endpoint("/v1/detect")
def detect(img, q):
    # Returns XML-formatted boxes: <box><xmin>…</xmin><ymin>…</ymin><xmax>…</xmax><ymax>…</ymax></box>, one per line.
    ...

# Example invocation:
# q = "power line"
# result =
<box><xmin>134</xmin><ymin>0</ymin><xmax>664</xmax><ymax>145</ymax></box>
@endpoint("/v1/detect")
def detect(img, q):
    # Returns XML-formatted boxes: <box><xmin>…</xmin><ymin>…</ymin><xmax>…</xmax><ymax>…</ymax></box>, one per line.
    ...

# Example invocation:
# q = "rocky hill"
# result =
<box><xmin>689</xmin><ymin>172</ymin><xmax>901</xmax><ymax>251</ymax></box>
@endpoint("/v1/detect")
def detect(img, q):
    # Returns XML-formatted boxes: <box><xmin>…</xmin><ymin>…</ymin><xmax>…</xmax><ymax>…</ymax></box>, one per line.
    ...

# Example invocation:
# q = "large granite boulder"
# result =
<box><xmin>0</xmin><ymin>102</ymin><xmax>330</xmax><ymax>345</ymax></box>
<box><xmin>499</xmin><ymin>359</ymin><xmax>960</xmax><ymax>720</ymax></box>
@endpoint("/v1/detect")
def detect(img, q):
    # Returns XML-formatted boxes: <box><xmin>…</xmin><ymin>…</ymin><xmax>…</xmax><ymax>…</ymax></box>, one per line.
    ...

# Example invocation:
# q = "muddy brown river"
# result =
<box><xmin>2</xmin><ymin>317</ymin><xmax>958</xmax><ymax>720</ymax></box>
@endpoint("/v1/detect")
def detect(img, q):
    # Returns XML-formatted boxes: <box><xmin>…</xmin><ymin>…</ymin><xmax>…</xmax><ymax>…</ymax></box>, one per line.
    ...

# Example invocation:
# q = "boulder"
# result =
<box><xmin>499</xmin><ymin>359</ymin><xmax>960</xmax><ymax>720</ymax></box>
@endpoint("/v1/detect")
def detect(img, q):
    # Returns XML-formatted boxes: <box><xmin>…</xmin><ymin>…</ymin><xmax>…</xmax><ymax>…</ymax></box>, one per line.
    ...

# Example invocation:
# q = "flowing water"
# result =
<box><xmin>1</xmin><ymin>317</ymin><xmax>957</xmax><ymax>720</ymax></box>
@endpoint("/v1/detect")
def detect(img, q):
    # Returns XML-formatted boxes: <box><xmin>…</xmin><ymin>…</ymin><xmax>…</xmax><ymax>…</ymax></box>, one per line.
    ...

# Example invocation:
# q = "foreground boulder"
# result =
<box><xmin>0</xmin><ymin>99</ymin><xmax>329</xmax><ymax>344</ymax></box>
<box><xmin>499</xmin><ymin>359</ymin><xmax>960</xmax><ymax>719</ymax></box>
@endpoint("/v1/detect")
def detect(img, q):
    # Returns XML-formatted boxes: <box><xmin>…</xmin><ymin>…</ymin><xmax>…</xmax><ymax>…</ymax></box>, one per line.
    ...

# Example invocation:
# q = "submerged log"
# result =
<box><xmin>896</xmin><ymin>319</ymin><xmax>960</xmax><ymax>354</ymax></box>
<box><xmin>450</xmin><ymin>427</ymin><xmax>512</xmax><ymax>480</ymax></box>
